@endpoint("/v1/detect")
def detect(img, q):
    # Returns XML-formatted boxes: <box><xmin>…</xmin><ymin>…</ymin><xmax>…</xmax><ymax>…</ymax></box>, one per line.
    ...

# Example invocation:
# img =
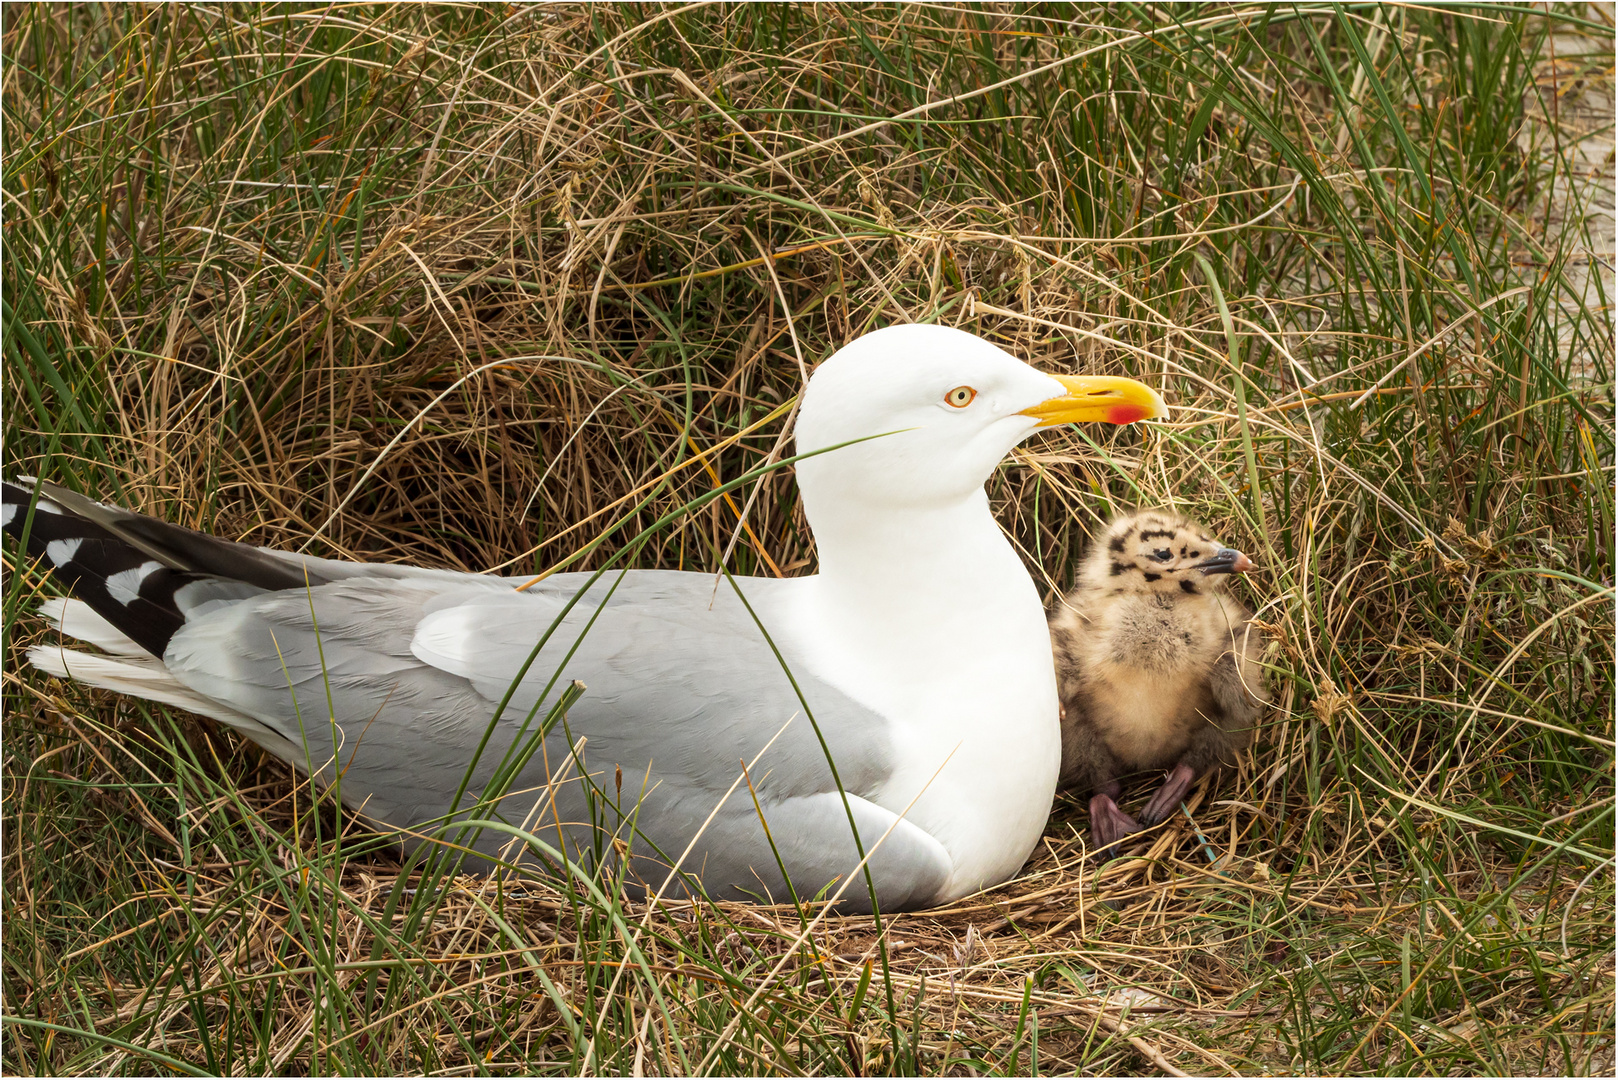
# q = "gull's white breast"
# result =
<box><xmin>784</xmin><ymin>548</ymin><xmax>1060</xmax><ymax>901</ymax></box>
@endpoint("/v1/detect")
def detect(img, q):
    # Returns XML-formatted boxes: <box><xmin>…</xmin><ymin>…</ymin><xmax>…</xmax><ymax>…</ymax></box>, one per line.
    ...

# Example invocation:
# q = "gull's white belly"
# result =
<box><xmin>786</xmin><ymin>579</ymin><xmax>1061</xmax><ymax>902</ymax></box>
<box><xmin>883</xmin><ymin>681</ymin><xmax>1060</xmax><ymax>899</ymax></box>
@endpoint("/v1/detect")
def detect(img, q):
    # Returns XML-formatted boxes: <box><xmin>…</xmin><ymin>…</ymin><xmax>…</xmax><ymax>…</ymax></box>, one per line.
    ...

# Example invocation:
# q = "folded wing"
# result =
<box><xmin>160</xmin><ymin>569</ymin><xmax>951</xmax><ymax>910</ymax></box>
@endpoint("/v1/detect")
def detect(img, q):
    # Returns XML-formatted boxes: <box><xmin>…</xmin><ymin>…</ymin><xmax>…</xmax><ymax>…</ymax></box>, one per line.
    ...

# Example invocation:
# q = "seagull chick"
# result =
<box><xmin>1048</xmin><ymin>509</ymin><xmax>1269</xmax><ymax>855</ymax></box>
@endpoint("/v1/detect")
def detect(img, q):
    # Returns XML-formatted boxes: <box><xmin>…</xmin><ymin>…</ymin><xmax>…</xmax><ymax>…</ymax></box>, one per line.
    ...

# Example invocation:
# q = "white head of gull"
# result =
<box><xmin>3</xmin><ymin>323</ymin><xmax>1166</xmax><ymax>912</ymax></box>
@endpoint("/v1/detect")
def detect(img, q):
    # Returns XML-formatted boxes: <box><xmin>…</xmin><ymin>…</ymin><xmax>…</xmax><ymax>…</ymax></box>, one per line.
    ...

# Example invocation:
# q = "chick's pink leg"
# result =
<box><xmin>1088</xmin><ymin>779</ymin><xmax>1142</xmax><ymax>854</ymax></box>
<box><xmin>1138</xmin><ymin>762</ymin><xmax>1198</xmax><ymax>826</ymax></box>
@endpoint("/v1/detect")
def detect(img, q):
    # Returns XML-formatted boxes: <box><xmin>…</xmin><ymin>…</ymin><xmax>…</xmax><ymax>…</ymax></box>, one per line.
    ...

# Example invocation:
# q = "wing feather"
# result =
<box><xmin>158</xmin><ymin>569</ymin><xmax>949</xmax><ymax>910</ymax></box>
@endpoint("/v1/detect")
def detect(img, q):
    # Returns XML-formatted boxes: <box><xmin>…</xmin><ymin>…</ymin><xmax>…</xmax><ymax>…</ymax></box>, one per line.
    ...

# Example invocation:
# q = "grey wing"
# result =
<box><xmin>165</xmin><ymin>570</ymin><xmax>950</xmax><ymax>912</ymax></box>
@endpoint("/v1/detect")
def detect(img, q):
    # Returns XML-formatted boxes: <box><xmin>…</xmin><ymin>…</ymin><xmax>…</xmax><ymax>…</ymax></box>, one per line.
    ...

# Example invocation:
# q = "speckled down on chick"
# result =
<box><xmin>1049</xmin><ymin>509</ymin><xmax>1269</xmax><ymax>853</ymax></box>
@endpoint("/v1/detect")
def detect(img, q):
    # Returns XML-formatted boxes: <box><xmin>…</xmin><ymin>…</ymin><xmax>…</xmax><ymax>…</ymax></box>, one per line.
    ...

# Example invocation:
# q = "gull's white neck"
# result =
<box><xmin>790</xmin><ymin>486</ymin><xmax>1060</xmax><ymax>901</ymax></box>
<box><xmin>808</xmin><ymin>490</ymin><xmax>1029</xmax><ymax>655</ymax></box>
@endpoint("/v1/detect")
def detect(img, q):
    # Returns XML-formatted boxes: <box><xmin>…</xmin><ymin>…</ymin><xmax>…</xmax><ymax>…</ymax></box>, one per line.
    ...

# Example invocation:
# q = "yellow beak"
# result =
<box><xmin>1019</xmin><ymin>374</ymin><xmax>1169</xmax><ymax>427</ymax></box>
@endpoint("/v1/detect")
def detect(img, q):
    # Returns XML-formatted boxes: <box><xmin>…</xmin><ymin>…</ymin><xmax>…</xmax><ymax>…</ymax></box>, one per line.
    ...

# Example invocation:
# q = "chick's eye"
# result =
<box><xmin>1152</xmin><ymin>549</ymin><xmax>1172</xmax><ymax>561</ymax></box>
<box><xmin>945</xmin><ymin>385</ymin><xmax>977</xmax><ymax>408</ymax></box>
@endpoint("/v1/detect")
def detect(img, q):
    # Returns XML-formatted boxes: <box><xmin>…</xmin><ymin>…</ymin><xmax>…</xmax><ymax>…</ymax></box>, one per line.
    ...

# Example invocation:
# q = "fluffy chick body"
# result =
<box><xmin>1050</xmin><ymin>509</ymin><xmax>1269</xmax><ymax>851</ymax></box>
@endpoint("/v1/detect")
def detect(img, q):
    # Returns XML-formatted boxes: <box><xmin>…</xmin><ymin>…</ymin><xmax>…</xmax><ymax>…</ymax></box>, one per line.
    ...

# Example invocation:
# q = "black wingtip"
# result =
<box><xmin>4</xmin><ymin>479</ymin><xmax>192</xmax><ymax>657</ymax></box>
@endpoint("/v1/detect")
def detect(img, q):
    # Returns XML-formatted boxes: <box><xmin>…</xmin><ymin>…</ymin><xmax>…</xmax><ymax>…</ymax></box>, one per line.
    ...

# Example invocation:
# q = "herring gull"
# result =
<box><xmin>3</xmin><ymin>324</ymin><xmax>1166</xmax><ymax>912</ymax></box>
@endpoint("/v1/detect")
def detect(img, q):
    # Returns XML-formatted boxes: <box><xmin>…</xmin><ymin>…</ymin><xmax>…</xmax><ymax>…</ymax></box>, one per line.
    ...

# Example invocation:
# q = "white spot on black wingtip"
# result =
<box><xmin>46</xmin><ymin>537</ymin><xmax>83</xmax><ymax>566</ymax></box>
<box><xmin>7</xmin><ymin>479</ymin><xmax>62</xmax><ymax>515</ymax></box>
<box><xmin>0</xmin><ymin>501</ymin><xmax>14</xmax><ymax>528</ymax></box>
<box><xmin>106</xmin><ymin>561</ymin><xmax>163</xmax><ymax>605</ymax></box>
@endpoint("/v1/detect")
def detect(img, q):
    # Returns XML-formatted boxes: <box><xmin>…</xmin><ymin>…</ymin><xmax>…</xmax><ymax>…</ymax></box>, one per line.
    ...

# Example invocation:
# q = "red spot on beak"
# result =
<box><xmin>1105</xmin><ymin>403</ymin><xmax>1152</xmax><ymax>425</ymax></box>
<box><xmin>1231</xmin><ymin>552</ymin><xmax>1254</xmax><ymax>573</ymax></box>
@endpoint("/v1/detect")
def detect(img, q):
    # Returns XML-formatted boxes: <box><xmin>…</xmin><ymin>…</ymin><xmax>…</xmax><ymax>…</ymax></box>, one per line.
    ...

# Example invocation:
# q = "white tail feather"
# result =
<box><xmin>26</xmin><ymin>643</ymin><xmax>302</xmax><ymax>766</ymax></box>
<box><xmin>38</xmin><ymin>598</ymin><xmax>149</xmax><ymax>657</ymax></box>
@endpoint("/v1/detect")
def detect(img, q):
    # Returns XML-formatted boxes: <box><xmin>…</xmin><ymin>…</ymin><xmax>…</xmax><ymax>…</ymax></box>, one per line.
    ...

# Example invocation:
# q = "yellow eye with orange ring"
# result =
<box><xmin>945</xmin><ymin>386</ymin><xmax>977</xmax><ymax>408</ymax></box>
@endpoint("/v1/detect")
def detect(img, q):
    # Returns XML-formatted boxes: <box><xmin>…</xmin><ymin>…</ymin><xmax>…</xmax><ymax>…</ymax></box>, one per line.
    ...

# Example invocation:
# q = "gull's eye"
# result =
<box><xmin>945</xmin><ymin>385</ymin><xmax>977</xmax><ymax>408</ymax></box>
<box><xmin>1152</xmin><ymin>549</ymin><xmax>1172</xmax><ymax>561</ymax></box>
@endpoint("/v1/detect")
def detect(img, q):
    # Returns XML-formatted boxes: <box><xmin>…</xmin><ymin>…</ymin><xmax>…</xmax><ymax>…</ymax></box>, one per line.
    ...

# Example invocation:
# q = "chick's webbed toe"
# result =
<box><xmin>1137</xmin><ymin>761</ymin><xmax>1197</xmax><ymax>826</ymax></box>
<box><xmin>1088</xmin><ymin>792</ymin><xmax>1143</xmax><ymax>854</ymax></box>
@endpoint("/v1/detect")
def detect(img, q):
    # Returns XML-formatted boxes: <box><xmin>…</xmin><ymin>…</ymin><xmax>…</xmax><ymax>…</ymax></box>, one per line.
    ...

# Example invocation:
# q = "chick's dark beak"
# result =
<box><xmin>1193</xmin><ymin>548</ymin><xmax>1254</xmax><ymax>575</ymax></box>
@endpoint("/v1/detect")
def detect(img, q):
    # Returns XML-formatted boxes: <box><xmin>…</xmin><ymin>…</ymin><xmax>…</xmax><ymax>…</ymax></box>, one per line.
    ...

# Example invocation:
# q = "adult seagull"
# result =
<box><xmin>3</xmin><ymin>324</ymin><xmax>1166</xmax><ymax>912</ymax></box>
